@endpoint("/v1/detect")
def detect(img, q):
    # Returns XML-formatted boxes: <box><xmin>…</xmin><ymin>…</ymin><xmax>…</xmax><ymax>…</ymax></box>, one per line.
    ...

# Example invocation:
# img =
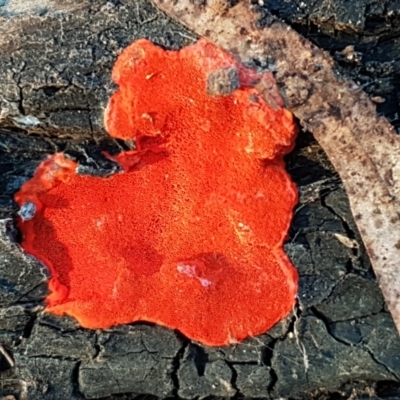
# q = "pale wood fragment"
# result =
<box><xmin>152</xmin><ymin>0</ymin><xmax>400</xmax><ymax>334</ymax></box>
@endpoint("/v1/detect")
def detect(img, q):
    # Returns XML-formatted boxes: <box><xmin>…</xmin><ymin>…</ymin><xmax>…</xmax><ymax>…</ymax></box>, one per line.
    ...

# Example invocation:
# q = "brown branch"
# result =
<box><xmin>151</xmin><ymin>0</ymin><xmax>400</xmax><ymax>334</ymax></box>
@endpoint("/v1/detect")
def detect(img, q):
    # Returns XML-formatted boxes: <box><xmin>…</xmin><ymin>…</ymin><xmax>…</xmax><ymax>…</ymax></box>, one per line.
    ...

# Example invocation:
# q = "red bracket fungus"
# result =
<box><xmin>15</xmin><ymin>39</ymin><xmax>298</xmax><ymax>346</ymax></box>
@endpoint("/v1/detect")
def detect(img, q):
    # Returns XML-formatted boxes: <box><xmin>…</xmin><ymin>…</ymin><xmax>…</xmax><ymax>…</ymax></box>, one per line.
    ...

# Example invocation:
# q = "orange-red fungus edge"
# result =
<box><xmin>15</xmin><ymin>38</ymin><xmax>298</xmax><ymax>346</ymax></box>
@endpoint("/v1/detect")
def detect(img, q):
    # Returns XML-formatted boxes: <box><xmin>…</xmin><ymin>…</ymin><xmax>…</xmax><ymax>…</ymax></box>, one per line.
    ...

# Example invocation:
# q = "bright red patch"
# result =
<box><xmin>15</xmin><ymin>39</ymin><xmax>298</xmax><ymax>346</ymax></box>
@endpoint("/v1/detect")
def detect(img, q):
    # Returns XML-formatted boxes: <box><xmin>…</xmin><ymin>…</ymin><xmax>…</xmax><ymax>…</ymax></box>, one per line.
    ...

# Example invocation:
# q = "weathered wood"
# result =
<box><xmin>151</xmin><ymin>0</ymin><xmax>400</xmax><ymax>337</ymax></box>
<box><xmin>0</xmin><ymin>1</ymin><xmax>400</xmax><ymax>399</ymax></box>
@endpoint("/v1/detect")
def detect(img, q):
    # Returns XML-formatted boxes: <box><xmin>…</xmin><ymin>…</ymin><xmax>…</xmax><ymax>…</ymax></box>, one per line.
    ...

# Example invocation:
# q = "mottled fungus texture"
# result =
<box><xmin>15</xmin><ymin>39</ymin><xmax>298</xmax><ymax>346</ymax></box>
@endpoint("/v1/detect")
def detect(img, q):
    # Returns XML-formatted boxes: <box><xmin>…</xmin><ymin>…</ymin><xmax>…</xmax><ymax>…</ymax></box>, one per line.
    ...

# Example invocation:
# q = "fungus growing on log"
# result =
<box><xmin>15</xmin><ymin>39</ymin><xmax>298</xmax><ymax>346</ymax></box>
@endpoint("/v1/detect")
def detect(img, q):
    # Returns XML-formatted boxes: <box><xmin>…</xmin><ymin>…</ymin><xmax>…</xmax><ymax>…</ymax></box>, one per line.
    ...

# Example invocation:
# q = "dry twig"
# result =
<box><xmin>0</xmin><ymin>344</ymin><xmax>14</xmax><ymax>368</ymax></box>
<box><xmin>152</xmin><ymin>0</ymin><xmax>400</xmax><ymax>334</ymax></box>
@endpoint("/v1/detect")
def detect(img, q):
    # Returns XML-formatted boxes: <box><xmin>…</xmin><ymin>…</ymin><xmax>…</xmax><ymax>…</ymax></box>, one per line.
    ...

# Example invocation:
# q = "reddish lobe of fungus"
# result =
<box><xmin>15</xmin><ymin>39</ymin><xmax>298</xmax><ymax>346</ymax></box>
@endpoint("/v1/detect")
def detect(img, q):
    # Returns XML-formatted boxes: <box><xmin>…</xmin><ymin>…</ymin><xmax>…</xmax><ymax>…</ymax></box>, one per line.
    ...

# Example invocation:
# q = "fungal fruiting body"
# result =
<box><xmin>15</xmin><ymin>39</ymin><xmax>298</xmax><ymax>346</ymax></box>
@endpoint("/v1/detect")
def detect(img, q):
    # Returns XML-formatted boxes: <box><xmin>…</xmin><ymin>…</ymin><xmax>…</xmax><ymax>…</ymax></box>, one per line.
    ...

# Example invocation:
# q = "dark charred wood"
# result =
<box><xmin>0</xmin><ymin>1</ymin><xmax>400</xmax><ymax>399</ymax></box>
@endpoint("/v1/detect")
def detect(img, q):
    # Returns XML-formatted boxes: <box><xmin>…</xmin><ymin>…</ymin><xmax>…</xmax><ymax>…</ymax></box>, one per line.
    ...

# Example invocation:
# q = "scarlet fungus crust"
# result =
<box><xmin>15</xmin><ymin>39</ymin><xmax>298</xmax><ymax>346</ymax></box>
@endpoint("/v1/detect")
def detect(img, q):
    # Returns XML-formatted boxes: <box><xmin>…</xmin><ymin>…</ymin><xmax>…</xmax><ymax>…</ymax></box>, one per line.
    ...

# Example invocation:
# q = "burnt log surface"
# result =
<box><xmin>0</xmin><ymin>0</ymin><xmax>400</xmax><ymax>399</ymax></box>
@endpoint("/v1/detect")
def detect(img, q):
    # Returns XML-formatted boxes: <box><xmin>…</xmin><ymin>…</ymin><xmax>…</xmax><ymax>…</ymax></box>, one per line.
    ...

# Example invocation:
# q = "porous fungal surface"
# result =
<box><xmin>15</xmin><ymin>39</ymin><xmax>298</xmax><ymax>346</ymax></box>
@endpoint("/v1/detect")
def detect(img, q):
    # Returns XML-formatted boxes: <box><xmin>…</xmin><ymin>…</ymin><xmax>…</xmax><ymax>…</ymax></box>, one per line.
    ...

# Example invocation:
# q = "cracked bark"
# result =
<box><xmin>0</xmin><ymin>0</ymin><xmax>400</xmax><ymax>399</ymax></box>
